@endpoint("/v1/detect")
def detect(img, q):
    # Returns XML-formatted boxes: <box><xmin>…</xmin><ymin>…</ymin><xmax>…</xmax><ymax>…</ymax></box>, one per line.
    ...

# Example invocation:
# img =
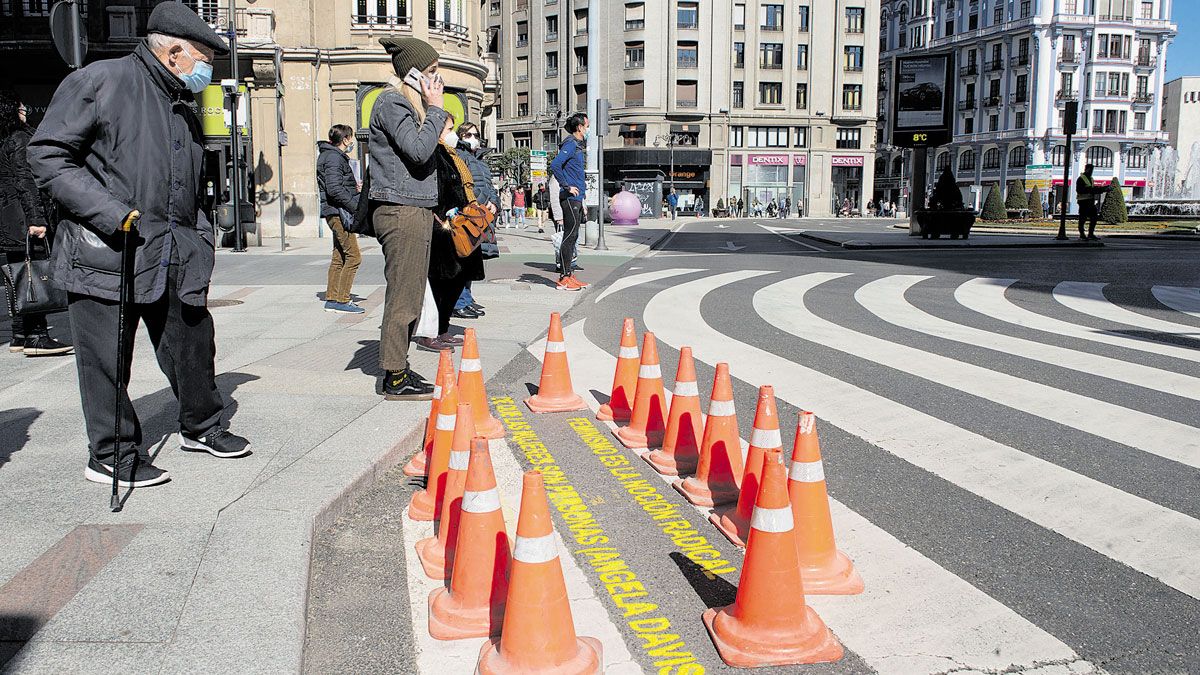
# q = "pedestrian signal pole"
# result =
<box><xmin>1057</xmin><ymin>100</ymin><xmax>1078</xmax><ymax>241</ymax></box>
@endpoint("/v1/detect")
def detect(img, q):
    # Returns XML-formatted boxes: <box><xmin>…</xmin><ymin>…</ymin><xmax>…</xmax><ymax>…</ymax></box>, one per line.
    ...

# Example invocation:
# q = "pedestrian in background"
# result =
<box><xmin>533</xmin><ymin>183</ymin><xmax>549</xmax><ymax>233</ymax></box>
<box><xmin>695</xmin><ymin>195</ymin><xmax>704</xmax><ymax>218</ymax></box>
<box><xmin>1075</xmin><ymin>163</ymin><xmax>1103</xmax><ymax>241</ymax></box>
<box><xmin>513</xmin><ymin>185</ymin><xmax>526</xmax><ymax>229</ymax></box>
<box><xmin>667</xmin><ymin>188</ymin><xmax>678</xmax><ymax>220</ymax></box>
<box><xmin>316</xmin><ymin>123</ymin><xmax>363</xmax><ymax>314</ymax></box>
<box><xmin>28</xmin><ymin>3</ymin><xmax>252</xmax><ymax>488</ymax></box>
<box><xmin>500</xmin><ymin>185</ymin><xmax>513</xmax><ymax>228</ymax></box>
<box><xmin>548</xmin><ymin>112</ymin><xmax>589</xmax><ymax>291</ymax></box>
<box><xmin>1</xmin><ymin>89</ymin><xmax>73</xmax><ymax>357</ymax></box>
<box><xmin>368</xmin><ymin>36</ymin><xmax>449</xmax><ymax>400</ymax></box>
<box><xmin>736</xmin><ymin>196</ymin><xmax>744</xmax><ymax>217</ymax></box>
<box><xmin>452</xmin><ymin>120</ymin><xmax>493</xmax><ymax>320</ymax></box>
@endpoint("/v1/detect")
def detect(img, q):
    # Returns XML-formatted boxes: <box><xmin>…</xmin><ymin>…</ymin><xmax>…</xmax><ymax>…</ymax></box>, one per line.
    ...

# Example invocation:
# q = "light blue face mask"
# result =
<box><xmin>178</xmin><ymin>52</ymin><xmax>213</xmax><ymax>94</ymax></box>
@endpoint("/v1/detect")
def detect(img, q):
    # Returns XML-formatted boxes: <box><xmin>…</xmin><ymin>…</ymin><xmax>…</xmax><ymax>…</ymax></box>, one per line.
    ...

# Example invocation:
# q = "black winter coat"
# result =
<box><xmin>316</xmin><ymin>141</ymin><xmax>360</xmax><ymax>219</ymax></box>
<box><xmin>27</xmin><ymin>44</ymin><xmax>214</xmax><ymax>306</ymax></box>
<box><xmin>0</xmin><ymin>127</ymin><xmax>49</xmax><ymax>253</ymax></box>
<box><xmin>428</xmin><ymin>144</ymin><xmax>483</xmax><ymax>282</ymax></box>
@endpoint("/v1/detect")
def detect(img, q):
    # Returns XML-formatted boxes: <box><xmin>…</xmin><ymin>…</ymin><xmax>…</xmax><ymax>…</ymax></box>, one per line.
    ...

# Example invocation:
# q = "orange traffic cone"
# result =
<box><xmin>614</xmin><ymin>332</ymin><xmax>669</xmax><ymax>449</ymax></box>
<box><xmin>408</xmin><ymin>369</ymin><xmax>458</xmax><ymax>522</ymax></box>
<box><xmin>597</xmin><ymin>318</ymin><xmax>639</xmax><ymax>423</ymax></box>
<box><xmin>711</xmin><ymin>386</ymin><xmax>783</xmax><ymax>547</ymax></box>
<box><xmin>702</xmin><ymin>461</ymin><xmax>843</xmax><ymax>667</ymax></box>
<box><xmin>674</xmin><ymin>363</ymin><xmax>743</xmax><ymax>507</ymax></box>
<box><xmin>428</xmin><ymin>437</ymin><xmax>511</xmax><ymax>640</ymax></box>
<box><xmin>643</xmin><ymin>346</ymin><xmax>703</xmax><ymax>476</ymax></box>
<box><xmin>476</xmin><ymin>471</ymin><xmax>602</xmax><ymax>674</ymax></box>
<box><xmin>788</xmin><ymin>411</ymin><xmax>864</xmax><ymax>595</ymax></box>
<box><xmin>416</xmin><ymin>402</ymin><xmax>475</xmax><ymax>580</ymax></box>
<box><xmin>458</xmin><ymin>329</ymin><xmax>506</xmax><ymax>440</ymax></box>
<box><xmin>525</xmin><ymin>312</ymin><xmax>586</xmax><ymax>413</ymax></box>
<box><xmin>404</xmin><ymin>349</ymin><xmax>454</xmax><ymax>477</ymax></box>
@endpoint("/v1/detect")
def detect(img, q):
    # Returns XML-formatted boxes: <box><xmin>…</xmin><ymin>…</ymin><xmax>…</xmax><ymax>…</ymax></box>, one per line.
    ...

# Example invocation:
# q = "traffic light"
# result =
<box><xmin>1064</xmin><ymin>100</ymin><xmax>1079</xmax><ymax>136</ymax></box>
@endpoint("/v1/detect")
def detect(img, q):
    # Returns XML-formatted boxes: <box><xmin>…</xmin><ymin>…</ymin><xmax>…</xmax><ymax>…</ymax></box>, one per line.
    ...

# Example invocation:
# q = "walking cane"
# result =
<box><xmin>111</xmin><ymin>210</ymin><xmax>139</xmax><ymax>512</ymax></box>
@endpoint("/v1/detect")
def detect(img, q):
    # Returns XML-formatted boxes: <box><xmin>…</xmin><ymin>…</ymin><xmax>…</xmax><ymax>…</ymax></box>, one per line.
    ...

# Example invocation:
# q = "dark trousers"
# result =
<box><xmin>560</xmin><ymin>197</ymin><xmax>584</xmax><ymax>277</ymax></box>
<box><xmin>1078</xmin><ymin>200</ymin><xmax>1099</xmax><ymax>236</ymax></box>
<box><xmin>67</xmin><ymin>251</ymin><xmax>223</xmax><ymax>463</ymax></box>
<box><xmin>5</xmin><ymin>250</ymin><xmax>48</xmax><ymax>338</ymax></box>
<box><xmin>429</xmin><ymin>275</ymin><xmax>468</xmax><ymax>335</ymax></box>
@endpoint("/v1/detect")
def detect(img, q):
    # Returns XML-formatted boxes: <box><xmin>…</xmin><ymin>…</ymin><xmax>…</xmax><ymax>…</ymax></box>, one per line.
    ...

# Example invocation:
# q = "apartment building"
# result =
<box><xmin>1</xmin><ymin>0</ymin><xmax>488</xmax><ymax>240</ymax></box>
<box><xmin>878</xmin><ymin>0</ymin><xmax>1176</xmax><ymax>212</ymax></box>
<box><xmin>1161</xmin><ymin>76</ymin><xmax>1200</xmax><ymax>189</ymax></box>
<box><xmin>489</xmin><ymin>1</ymin><xmax>880</xmax><ymax>217</ymax></box>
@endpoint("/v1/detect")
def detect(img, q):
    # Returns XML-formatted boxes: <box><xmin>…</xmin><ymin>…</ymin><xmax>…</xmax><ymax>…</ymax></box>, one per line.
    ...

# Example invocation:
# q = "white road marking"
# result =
<box><xmin>956</xmin><ymin>278</ymin><xmax>1200</xmax><ymax>364</ymax></box>
<box><xmin>754</xmin><ymin>223</ymin><xmax>828</xmax><ymax>252</ymax></box>
<box><xmin>593</xmin><ymin>268</ymin><xmax>704</xmax><ymax>304</ymax></box>
<box><xmin>549</xmin><ymin>319</ymin><xmax>1091</xmax><ymax>674</ymax></box>
<box><xmin>1054</xmin><ymin>281</ymin><xmax>1200</xmax><ymax>336</ymax></box>
<box><xmin>855</xmin><ymin>275</ymin><xmax>1200</xmax><ymax>402</ymax></box>
<box><xmin>1152</xmin><ymin>285</ymin><xmax>1200</xmax><ymax>320</ymax></box>
<box><xmin>647</xmin><ymin>271</ymin><xmax>1200</xmax><ymax>602</ymax></box>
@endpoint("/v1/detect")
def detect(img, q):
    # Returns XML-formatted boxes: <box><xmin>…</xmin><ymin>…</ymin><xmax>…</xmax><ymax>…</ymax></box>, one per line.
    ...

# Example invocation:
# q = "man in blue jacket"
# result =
<box><xmin>548</xmin><ymin>112</ymin><xmax>589</xmax><ymax>291</ymax></box>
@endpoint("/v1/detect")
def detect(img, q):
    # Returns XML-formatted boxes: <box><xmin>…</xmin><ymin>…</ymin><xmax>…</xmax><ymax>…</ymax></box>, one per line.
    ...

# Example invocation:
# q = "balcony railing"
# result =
<box><xmin>1056</xmin><ymin>90</ymin><xmax>1078</xmax><ymax>101</ymax></box>
<box><xmin>545</xmin><ymin>67</ymin><xmax>558</xmax><ymax>77</ymax></box>
<box><xmin>625</xmin><ymin>19</ymin><xmax>644</xmax><ymax>30</ymax></box>
<box><xmin>1133</xmin><ymin>93</ymin><xmax>1155</xmax><ymax>105</ymax></box>
<box><xmin>982</xmin><ymin>95</ymin><xmax>1001</xmax><ymax>107</ymax></box>
<box><xmin>1011</xmin><ymin>93</ymin><xmax>1028</xmax><ymax>104</ymax></box>
<box><xmin>428</xmin><ymin>20</ymin><xmax>469</xmax><ymax>37</ymax></box>
<box><xmin>546</xmin><ymin>31</ymin><xmax>557</xmax><ymax>41</ymax></box>
<box><xmin>1135</xmin><ymin>56</ymin><xmax>1157</xmax><ymax>69</ymax></box>
<box><xmin>958</xmin><ymin>98</ymin><xmax>976</xmax><ymax>108</ymax></box>
<box><xmin>625</xmin><ymin>60</ymin><xmax>644</xmax><ymax>69</ymax></box>
<box><xmin>516</xmin><ymin>74</ymin><xmax>529</xmax><ymax>82</ymax></box>
<box><xmin>624</xmin><ymin>99</ymin><xmax>645</xmax><ymax>107</ymax></box>
<box><xmin>575</xmin><ymin>64</ymin><xmax>588</xmax><ymax>73</ymax></box>
<box><xmin>676</xmin><ymin>99</ymin><xmax>698</xmax><ymax>108</ymax></box>
<box><xmin>759</xmin><ymin>62</ymin><xmax>783</xmax><ymax>70</ymax></box>
<box><xmin>960</xmin><ymin>64</ymin><xmax>978</xmax><ymax>76</ymax></box>
<box><xmin>986</xmin><ymin>59</ymin><xmax>1004</xmax><ymax>72</ymax></box>
<box><xmin>760</xmin><ymin>22</ymin><xmax>782</xmax><ymax>31</ymax></box>
<box><xmin>516</xmin><ymin>37</ymin><xmax>528</xmax><ymax>47</ymax></box>
<box><xmin>678</xmin><ymin>20</ymin><xmax>698</xmax><ymax>29</ymax></box>
<box><xmin>1010</xmin><ymin>53</ymin><xmax>1030</xmax><ymax>67</ymax></box>
<box><xmin>845</xmin><ymin>64</ymin><xmax>864</xmax><ymax>72</ymax></box>
<box><xmin>1058</xmin><ymin>52</ymin><xmax>1080</xmax><ymax>64</ymax></box>
<box><xmin>678</xmin><ymin>57</ymin><xmax>699</xmax><ymax>68</ymax></box>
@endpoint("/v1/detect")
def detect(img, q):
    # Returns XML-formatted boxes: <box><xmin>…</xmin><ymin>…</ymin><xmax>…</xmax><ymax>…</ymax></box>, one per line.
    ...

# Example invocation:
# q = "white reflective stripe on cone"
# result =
<box><xmin>460</xmin><ymin>358</ymin><xmax>482</xmax><ymax>373</ymax></box>
<box><xmin>799</xmin><ymin>414</ymin><xmax>816</xmax><ymax>435</ymax></box>
<box><xmin>432</xmin><ymin>386</ymin><xmax>442</xmax><ymax>399</ymax></box>
<box><xmin>619</xmin><ymin>346</ymin><xmax>639</xmax><ymax>359</ymax></box>
<box><xmin>639</xmin><ymin>364</ymin><xmax>662</xmax><ymax>379</ymax></box>
<box><xmin>513</xmin><ymin>533</ymin><xmax>558</xmax><ymax>563</ymax></box>
<box><xmin>750</xmin><ymin>427</ymin><xmax>782</xmax><ymax>448</ymax></box>
<box><xmin>750</xmin><ymin>505</ymin><xmax>794</xmax><ymax>533</ymax></box>
<box><xmin>674</xmin><ymin>380</ymin><xmax>700</xmax><ymax>397</ymax></box>
<box><xmin>461</xmin><ymin>488</ymin><xmax>501</xmax><ymax>513</ymax></box>
<box><xmin>448</xmin><ymin>451</ymin><xmax>470</xmax><ymax>471</ymax></box>
<box><xmin>789</xmin><ymin>460</ymin><xmax>825</xmax><ymax>483</ymax></box>
<box><xmin>545</xmin><ymin>341</ymin><xmax>567</xmax><ymax>353</ymax></box>
<box><xmin>436</xmin><ymin>413</ymin><xmax>457</xmax><ymax>431</ymax></box>
<box><xmin>708</xmin><ymin>399</ymin><xmax>736</xmax><ymax>417</ymax></box>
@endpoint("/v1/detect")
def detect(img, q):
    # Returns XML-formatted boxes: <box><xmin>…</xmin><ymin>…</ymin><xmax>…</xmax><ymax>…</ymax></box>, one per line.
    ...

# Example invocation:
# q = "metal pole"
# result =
<box><xmin>275</xmin><ymin>47</ymin><xmax>286</xmax><ymax>252</ymax></box>
<box><xmin>595</xmin><ymin>129</ymin><xmax>608</xmax><ymax>250</ymax></box>
<box><xmin>1058</xmin><ymin>132</ymin><xmax>1072</xmax><ymax>240</ymax></box>
<box><xmin>68</xmin><ymin>0</ymin><xmax>82</xmax><ymax>69</ymax></box>
<box><xmin>227</xmin><ymin>0</ymin><xmax>245</xmax><ymax>251</ymax></box>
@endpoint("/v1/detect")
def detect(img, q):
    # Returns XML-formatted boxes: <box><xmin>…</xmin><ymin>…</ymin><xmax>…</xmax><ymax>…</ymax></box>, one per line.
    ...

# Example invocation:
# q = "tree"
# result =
<box><xmin>928</xmin><ymin>166</ymin><xmax>964</xmax><ymax>211</ymax></box>
<box><xmin>980</xmin><ymin>183</ymin><xmax>1007</xmax><ymax>220</ymax></box>
<box><xmin>1005</xmin><ymin>179</ymin><xmax>1027</xmax><ymax>210</ymax></box>
<box><xmin>1100</xmin><ymin>182</ymin><xmax>1128</xmax><ymax>224</ymax></box>
<box><xmin>490</xmin><ymin>148</ymin><xmax>531</xmax><ymax>185</ymax></box>
<box><xmin>1027</xmin><ymin>186</ymin><xmax>1044</xmax><ymax>220</ymax></box>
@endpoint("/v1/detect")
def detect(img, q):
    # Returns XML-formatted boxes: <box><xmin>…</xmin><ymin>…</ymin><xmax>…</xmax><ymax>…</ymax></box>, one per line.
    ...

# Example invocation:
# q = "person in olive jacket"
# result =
<box><xmin>27</xmin><ymin>3</ymin><xmax>250</xmax><ymax>489</ymax></box>
<box><xmin>0</xmin><ymin>89</ymin><xmax>73</xmax><ymax>357</ymax></box>
<box><xmin>316</xmin><ymin>124</ymin><xmax>363</xmax><ymax>314</ymax></box>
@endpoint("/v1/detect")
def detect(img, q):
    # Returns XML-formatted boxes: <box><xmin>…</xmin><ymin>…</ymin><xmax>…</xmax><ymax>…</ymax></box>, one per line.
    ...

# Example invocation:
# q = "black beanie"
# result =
<box><xmin>380</xmin><ymin>37</ymin><xmax>439</xmax><ymax>77</ymax></box>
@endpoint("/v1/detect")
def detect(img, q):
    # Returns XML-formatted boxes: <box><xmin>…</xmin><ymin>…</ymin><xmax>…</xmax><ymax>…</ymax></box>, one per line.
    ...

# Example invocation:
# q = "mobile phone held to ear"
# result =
<box><xmin>403</xmin><ymin>67</ymin><xmax>425</xmax><ymax>91</ymax></box>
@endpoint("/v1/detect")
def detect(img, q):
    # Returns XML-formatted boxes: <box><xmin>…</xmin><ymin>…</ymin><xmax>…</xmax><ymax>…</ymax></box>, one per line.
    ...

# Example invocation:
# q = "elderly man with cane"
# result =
<box><xmin>28</xmin><ymin>2</ymin><xmax>250</xmax><ymax>493</ymax></box>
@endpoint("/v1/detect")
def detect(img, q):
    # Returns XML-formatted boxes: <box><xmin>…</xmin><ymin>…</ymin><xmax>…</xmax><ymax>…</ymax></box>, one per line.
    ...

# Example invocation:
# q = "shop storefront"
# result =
<box><xmin>831</xmin><ymin>155</ymin><xmax>865</xmax><ymax>214</ymax></box>
<box><xmin>604</xmin><ymin>147</ymin><xmax>712</xmax><ymax>214</ymax></box>
<box><xmin>732</xmin><ymin>153</ymin><xmax>808</xmax><ymax>215</ymax></box>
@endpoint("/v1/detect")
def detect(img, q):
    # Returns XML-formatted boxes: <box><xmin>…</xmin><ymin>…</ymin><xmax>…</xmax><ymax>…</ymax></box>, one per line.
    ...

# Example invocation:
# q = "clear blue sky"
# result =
<box><xmin>1167</xmin><ymin>5</ymin><xmax>1200</xmax><ymax>81</ymax></box>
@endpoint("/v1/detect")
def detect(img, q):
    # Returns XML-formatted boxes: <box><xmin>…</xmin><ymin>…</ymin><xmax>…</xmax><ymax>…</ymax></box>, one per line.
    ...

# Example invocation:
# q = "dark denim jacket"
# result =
<box><xmin>367</xmin><ymin>88</ymin><xmax>448</xmax><ymax>208</ymax></box>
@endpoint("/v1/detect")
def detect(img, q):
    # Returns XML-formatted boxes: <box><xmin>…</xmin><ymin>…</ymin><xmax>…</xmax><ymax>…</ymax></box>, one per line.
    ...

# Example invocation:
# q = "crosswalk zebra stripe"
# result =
<box><xmin>1053</xmin><ymin>281</ymin><xmax>1200</xmax><ymax>336</ymax></box>
<box><xmin>554</xmin><ymin>319</ymin><xmax>1087</xmax><ymax>674</ymax></box>
<box><xmin>856</xmin><ymin>275</ymin><xmax>1200</xmax><ymax>402</ymax></box>
<box><xmin>956</xmin><ymin>278</ymin><xmax>1200</xmax><ymax>364</ymax></box>
<box><xmin>1152</xmin><ymin>285</ymin><xmax>1200</xmax><ymax>319</ymax></box>
<box><xmin>758</xmin><ymin>274</ymin><xmax>1200</xmax><ymax>470</ymax></box>
<box><xmin>593</xmin><ymin>268</ymin><xmax>703</xmax><ymax>304</ymax></box>
<box><xmin>647</xmin><ymin>271</ymin><xmax>1200</xmax><ymax>600</ymax></box>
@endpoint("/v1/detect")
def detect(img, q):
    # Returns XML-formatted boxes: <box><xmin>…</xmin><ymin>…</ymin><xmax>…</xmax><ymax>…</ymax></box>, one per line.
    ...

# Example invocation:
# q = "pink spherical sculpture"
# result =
<box><xmin>610</xmin><ymin>190</ymin><xmax>642</xmax><ymax>225</ymax></box>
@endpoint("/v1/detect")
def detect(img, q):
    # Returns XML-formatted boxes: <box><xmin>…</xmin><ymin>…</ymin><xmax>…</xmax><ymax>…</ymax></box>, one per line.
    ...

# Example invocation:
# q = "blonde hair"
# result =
<box><xmin>387</xmin><ymin>74</ymin><xmax>426</xmax><ymax>124</ymax></box>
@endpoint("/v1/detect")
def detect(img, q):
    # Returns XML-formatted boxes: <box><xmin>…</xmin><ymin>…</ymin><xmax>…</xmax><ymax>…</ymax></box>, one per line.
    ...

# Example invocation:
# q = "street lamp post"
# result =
<box><xmin>226</xmin><ymin>0</ymin><xmax>245</xmax><ymax>252</ymax></box>
<box><xmin>654</xmin><ymin>132</ymin><xmax>680</xmax><ymax>194</ymax></box>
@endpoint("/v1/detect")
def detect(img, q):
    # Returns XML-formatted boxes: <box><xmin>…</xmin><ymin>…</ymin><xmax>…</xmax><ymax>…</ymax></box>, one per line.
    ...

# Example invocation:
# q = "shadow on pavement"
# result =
<box><xmin>669</xmin><ymin>551</ymin><xmax>737</xmax><ymax>609</ymax></box>
<box><xmin>0</xmin><ymin>408</ymin><xmax>40</xmax><ymax>470</ymax></box>
<box><xmin>0</xmin><ymin>614</ymin><xmax>42</xmax><ymax>668</ymax></box>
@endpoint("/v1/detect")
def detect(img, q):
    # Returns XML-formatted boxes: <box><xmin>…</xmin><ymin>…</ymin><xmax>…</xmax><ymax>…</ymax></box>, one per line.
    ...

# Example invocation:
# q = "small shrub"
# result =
<box><xmin>1100</xmin><ymin>182</ymin><xmax>1128</xmax><ymax>224</ymax></box>
<box><xmin>929</xmin><ymin>167</ymin><xmax>964</xmax><ymax>211</ymax></box>
<box><xmin>1005</xmin><ymin>179</ymin><xmax>1027</xmax><ymax>210</ymax></box>
<box><xmin>980</xmin><ymin>183</ymin><xmax>1007</xmax><ymax>220</ymax></box>
<box><xmin>1027</xmin><ymin>187</ymin><xmax>1044</xmax><ymax>220</ymax></box>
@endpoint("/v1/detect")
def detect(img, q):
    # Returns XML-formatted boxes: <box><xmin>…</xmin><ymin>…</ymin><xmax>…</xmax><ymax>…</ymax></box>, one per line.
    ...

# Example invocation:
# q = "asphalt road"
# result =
<box><xmin>306</xmin><ymin>218</ymin><xmax>1200</xmax><ymax>674</ymax></box>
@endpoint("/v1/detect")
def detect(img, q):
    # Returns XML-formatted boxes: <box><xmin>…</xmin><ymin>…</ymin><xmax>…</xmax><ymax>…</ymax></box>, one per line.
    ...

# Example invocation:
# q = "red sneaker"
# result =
<box><xmin>556</xmin><ymin>277</ymin><xmax>581</xmax><ymax>291</ymax></box>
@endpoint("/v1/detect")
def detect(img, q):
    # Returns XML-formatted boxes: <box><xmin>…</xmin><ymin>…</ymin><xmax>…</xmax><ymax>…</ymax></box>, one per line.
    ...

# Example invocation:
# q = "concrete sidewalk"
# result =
<box><xmin>0</xmin><ymin>272</ymin><xmax>575</xmax><ymax>672</ymax></box>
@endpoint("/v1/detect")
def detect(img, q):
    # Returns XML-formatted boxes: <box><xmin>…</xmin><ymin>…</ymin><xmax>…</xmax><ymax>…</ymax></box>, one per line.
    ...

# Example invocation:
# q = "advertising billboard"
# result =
<box><xmin>891</xmin><ymin>53</ymin><xmax>954</xmax><ymax>148</ymax></box>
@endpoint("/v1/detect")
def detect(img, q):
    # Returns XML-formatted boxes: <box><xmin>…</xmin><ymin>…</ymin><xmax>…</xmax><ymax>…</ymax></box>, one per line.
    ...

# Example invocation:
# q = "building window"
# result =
<box><xmin>516</xmin><ymin>21</ymin><xmax>528</xmax><ymax>46</ymax></box>
<box><xmin>354</xmin><ymin>0</ymin><xmax>410</xmax><ymax>26</ymax></box>
<box><xmin>516</xmin><ymin>92</ymin><xmax>530</xmax><ymax>117</ymax></box>
<box><xmin>542</xmin><ymin>130</ymin><xmax>558</xmax><ymax>149</ymax></box>
<box><xmin>1087</xmin><ymin>146</ymin><xmax>1114</xmax><ymax>168</ymax></box>
<box><xmin>989</xmin><ymin>115</ymin><xmax>999</xmax><ymax>132</ymax></box>
<box><xmin>625</xmin><ymin>42</ymin><xmax>644</xmax><ymax>68</ymax></box>
<box><xmin>546</xmin><ymin>14</ymin><xmax>558</xmax><ymax>40</ymax></box>
<box><xmin>1134</xmin><ymin>112</ymin><xmax>1146</xmax><ymax>130</ymax></box>
<box><xmin>964</xmin><ymin>116</ymin><xmax>974</xmax><ymax>134</ymax></box>
<box><xmin>845</xmin><ymin>7</ymin><xmax>864</xmax><ymax>33</ymax></box>
<box><xmin>796</xmin><ymin>44</ymin><xmax>808</xmax><ymax>69</ymax></box>
<box><xmin>730</xmin><ymin>126</ymin><xmax>743</xmax><ymax>147</ymax></box>
<box><xmin>759</xmin><ymin>81</ymin><xmax>783</xmax><ymax>105</ymax></box>
<box><xmin>798</xmin><ymin>6</ymin><xmax>810</xmax><ymax>31</ymax></box>
<box><xmin>513</xmin><ymin>133</ymin><xmax>532</xmax><ymax>149</ymax></box>
<box><xmin>677</xmin><ymin>1</ymin><xmax>698</xmax><ymax>29</ymax></box>
<box><xmin>546</xmin><ymin>51</ymin><xmax>559</xmax><ymax>76</ymax></box>
<box><xmin>1015</xmin><ymin>111</ymin><xmax>1026</xmax><ymax>128</ymax></box>
<box><xmin>546</xmin><ymin>88</ymin><xmax>559</xmax><ymax>110</ymax></box>
<box><xmin>844</xmin><ymin>46</ymin><xmax>863</xmax><ymax>71</ymax></box>
<box><xmin>516</xmin><ymin>56</ymin><xmax>529</xmax><ymax>82</ymax></box>
<box><xmin>760</xmin><ymin>4</ymin><xmax>783</xmax><ymax>30</ymax></box>
<box><xmin>936</xmin><ymin>152</ymin><xmax>951</xmax><ymax>172</ymax></box>
<box><xmin>678</xmin><ymin>42</ymin><xmax>698</xmax><ymax>68</ymax></box>
<box><xmin>1009</xmin><ymin>146</ymin><xmax>1028</xmax><ymax>167</ymax></box>
<box><xmin>747</xmin><ymin>126</ymin><xmax>788</xmax><ymax>147</ymax></box>
<box><xmin>795</xmin><ymin>82</ymin><xmax>807</xmax><ymax>108</ymax></box>
<box><xmin>624</xmin><ymin>80</ymin><xmax>644</xmax><ymax>107</ymax></box>
<box><xmin>733</xmin><ymin>81</ymin><xmax>744</xmax><ymax>108</ymax></box>
<box><xmin>793</xmin><ymin>126</ymin><xmax>808</xmax><ymax>147</ymax></box>
<box><xmin>959</xmin><ymin>150</ymin><xmax>976</xmax><ymax>171</ymax></box>
<box><xmin>982</xmin><ymin>148</ymin><xmax>1000</xmax><ymax>170</ymax></box>
<box><xmin>842</xmin><ymin>84</ymin><xmax>863</xmax><ymax>110</ymax></box>
<box><xmin>734</xmin><ymin>42</ymin><xmax>745</xmax><ymax>68</ymax></box>
<box><xmin>1128</xmin><ymin>146</ymin><xmax>1148</xmax><ymax>168</ymax></box>
<box><xmin>676</xmin><ymin>80</ymin><xmax>698</xmax><ymax>108</ymax></box>
<box><xmin>733</xmin><ymin>3</ymin><xmax>745</xmax><ymax>30</ymax></box>
<box><xmin>1051</xmin><ymin>145</ymin><xmax>1066</xmax><ymax>166</ymax></box>
<box><xmin>836</xmin><ymin>128</ymin><xmax>861</xmax><ymax>149</ymax></box>
<box><xmin>760</xmin><ymin>43</ymin><xmax>784</xmax><ymax>69</ymax></box>
<box><xmin>1140</xmin><ymin>1</ymin><xmax>1153</xmax><ymax>19</ymax></box>
<box><xmin>624</xmin><ymin>2</ymin><xmax>645</xmax><ymax>30</ymax></box>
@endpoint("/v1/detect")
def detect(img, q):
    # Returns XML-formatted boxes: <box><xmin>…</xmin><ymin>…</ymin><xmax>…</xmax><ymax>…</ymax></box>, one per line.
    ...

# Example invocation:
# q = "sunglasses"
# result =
<box><xmin>462</xmin><ymin>132</ymin><xmax>478</xmax><ymax>138</ymax></box>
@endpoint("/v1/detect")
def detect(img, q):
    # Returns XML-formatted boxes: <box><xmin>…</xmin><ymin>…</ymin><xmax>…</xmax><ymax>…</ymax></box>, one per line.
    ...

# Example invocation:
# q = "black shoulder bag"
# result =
<box><xmin>2</xmin><ymin>234</ymin><xmax>68</xmax><ymax>317</ymax></box>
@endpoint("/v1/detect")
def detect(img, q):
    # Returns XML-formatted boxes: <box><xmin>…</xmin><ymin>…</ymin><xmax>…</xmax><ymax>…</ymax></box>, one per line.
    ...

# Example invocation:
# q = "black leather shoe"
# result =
<box><xmin>452</xmin><ymin>306</ymin><xmax>480</xmax><ymax>319</ymax></box>
<box><xmin>467</xmin><ymin>303</ymin><xmax>486</xmax><ymax>316</ymax></box>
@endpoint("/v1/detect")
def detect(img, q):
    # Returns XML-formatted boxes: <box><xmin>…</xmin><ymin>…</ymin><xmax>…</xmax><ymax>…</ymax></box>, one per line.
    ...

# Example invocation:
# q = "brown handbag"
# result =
<box><xmin>444</xmin><ymin>145</ymin><xmax>496</xmax><ymax>257</ymax></box>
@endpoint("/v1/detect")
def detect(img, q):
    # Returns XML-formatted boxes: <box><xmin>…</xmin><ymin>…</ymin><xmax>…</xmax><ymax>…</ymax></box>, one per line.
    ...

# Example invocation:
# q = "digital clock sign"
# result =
<box><xmin>891</xmin><ymin>52</ymin><xmax>955</xmax><ymax>149</ymax></box>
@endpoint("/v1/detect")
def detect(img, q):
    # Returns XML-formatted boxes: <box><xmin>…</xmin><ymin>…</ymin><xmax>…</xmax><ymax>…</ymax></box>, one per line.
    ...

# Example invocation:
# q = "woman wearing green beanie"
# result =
<box><xmin>367</xmin><ymin>36</ymin><xmax>449</xmax><ymax>400</ymax></box>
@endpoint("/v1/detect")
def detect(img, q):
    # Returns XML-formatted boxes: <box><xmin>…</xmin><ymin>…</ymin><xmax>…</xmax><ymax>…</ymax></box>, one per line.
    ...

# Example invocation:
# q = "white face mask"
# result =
<box><xmin>465</xmin><ymin>136</ymin><xmax>480</xmax><ymax>150</ymax></box>
<box><xmin>443</xmin><ymin>131</ymin><xmax>459</xmax><ymax>147</ymax></box>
